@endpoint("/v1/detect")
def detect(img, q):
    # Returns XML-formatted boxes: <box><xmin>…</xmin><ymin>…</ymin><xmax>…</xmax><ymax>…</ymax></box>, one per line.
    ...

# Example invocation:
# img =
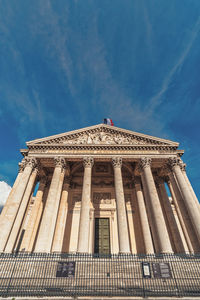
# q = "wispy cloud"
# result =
<box><xmin>148</xmin><ymin>17</ymin><xmax>200</xmax><ymax>113</ymax></box>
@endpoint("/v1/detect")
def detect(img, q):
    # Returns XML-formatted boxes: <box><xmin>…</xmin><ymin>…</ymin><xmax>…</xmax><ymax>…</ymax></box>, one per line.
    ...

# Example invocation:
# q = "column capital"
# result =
<box><xmin>139</xmin><ymin>157</ymin><xmax>152</xmax><ymax>171</ymax></box>
<box><xmin>83</xmin><ymin>156</ymin><xmax>94</xmax><ymax>168</ymax></box>
<box><xmin>54</xmin><ymin>157</ymin><xmax>66</xmax><ymax>169</ymax></box>
<box><xmin>112</xmin><ymin>156</ymin><xmax>122</xmax><ymax>168</ymax></box>
<box><xmin>18</xmin><ymin>162</ymin><xmax>25</xmax><ymax>173</ymax></box>
<box><xmin>24</xmin><ymin>157</ymin><xmax>37</xmax><ymax>168</ymax></box>
<box><xmin>179</xmin><ymin>161</ymin><xmax>186</xmax><ymax>172</ymax></box>
<box><xmin>168</xmin><ymin>157</ymin><xmax>182</xmax><ymax>169</ymax></box>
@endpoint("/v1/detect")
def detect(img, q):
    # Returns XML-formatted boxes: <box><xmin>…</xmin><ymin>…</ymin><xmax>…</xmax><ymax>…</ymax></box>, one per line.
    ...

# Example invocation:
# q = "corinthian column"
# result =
<box><xmin>20</xmin><ymin>176</ymin><xmax>47</xmax><ymax>252</ymax></box>
<box><xmin>35</xmin><ymin>157</ymin><xmax>66</xmax><ymax>252</ymax></box>
<box><xmin>112</xmin><ymin>157</ymin><xmax>130</xmax><ymax>253</ymax></box>
<box><xmin>168</xmin><ymin>157</ymin><xmax>200</xmax><ymax>245</ymax></box>
<box><xmin>134</xmin><ymin>177</ymin><xmax>154</xmax><ymax>254</ymax></box>
<box><xmin>139</xmin><ymin>157</ymin><xmax>172</xmax><ymax>253</ymax></box>
<box><xmin>0</xmin><ymin>162</ymin><xmax>25</xmax><ymax>219</ymax></box>
<box><xmin>77</xmin><ymin>157</ymin><xmax>94</xmax><ymax>253</ymax></box>
<box><xmin>5</xmin><ymin>164</ymin><xmax>39</xmax><ymax>252</ymax></box>
<box><xmin>0</xmin><ymin>157</ymin><xmax>37</xmax><ymax>252</ymax></box>
<box><xmin>156</xmin><ymin>177</ymin><xmax>185</xmax><ymax>253</ymax></box>
<box><xmin>52</xmin><ymin>173</ymin><xmax>70</xmax><ymax>252</ymax></box>
<box><xmin>179</xmin><ymin>162</ymin><xmax>200</xmax><ymax>211</ymax></box>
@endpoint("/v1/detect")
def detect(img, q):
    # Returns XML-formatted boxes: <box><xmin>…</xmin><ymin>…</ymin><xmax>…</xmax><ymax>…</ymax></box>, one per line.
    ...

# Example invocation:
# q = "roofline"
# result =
<box><xmin>26</xmin><ymin>123</ymin><xmax>179</xmax><ymax>147</ymax></box>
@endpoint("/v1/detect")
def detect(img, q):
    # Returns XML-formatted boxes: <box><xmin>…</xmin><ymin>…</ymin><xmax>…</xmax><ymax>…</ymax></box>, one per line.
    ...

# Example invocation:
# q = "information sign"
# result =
<box><xmin>141</xmin><ymin>262</ymin><xmax>151</xmax><ymax>278</ymax></box>
<box><xmin>56</xmin><ymin>261</ymin><xmax>76</xmax><ymax>278</ymax></box>
<box><xmin>152</xmin><ymin>262</ymin><xmax>172</xmax><ymax>279</ymax></box>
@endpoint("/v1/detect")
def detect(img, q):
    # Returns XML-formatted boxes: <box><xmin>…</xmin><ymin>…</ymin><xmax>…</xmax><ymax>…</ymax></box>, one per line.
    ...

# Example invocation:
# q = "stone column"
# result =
<box><xmin>179</xmin><ymin>162</ymin><xmax>200</xmax><ymax>211</ymax></box>
<box><xmin>5</xmin><ymin>164</ymin><xmax>39</xmax><ymax>252</ymax></box>
<box><xmin>20</xmin><ymin>176</ymin><xmax>47</xmax><ymax>252</ymax></box>
<box><xmin>34</xmin><ymin>157</ymin><xmax>66</xmax><ymax>252</ymax></box>
<box><xmin>167</xmin><ymin>173</ymin><xmax>197</xmax><ymax>253</ymax></box>
<box><xmin>168</xmin><ymin>157</ymin><xmax>200</xmax><ymax>245</ymax></box>
<box><xmin>139</xmin><ymin>157</ymin><xmax>173</xmax><ymax>253</ymax></box>
<box><xmin>112</xmin><ymin>157</ymin><xmax>130</xmax><ymax>253</ymax></box>
<box><xmin>52</xmin><ymin>174</ymin><xmax>70</xmax><ymax>252</ymax></box>
<box><xmin>0</xmin><ymin>162</ymin><xmax>25</xmax><ymax>219</ymax></box>
<box><xmin>0</xmin><ymin>157</ymin><xmax>37</xmax><ymax>252</ymax></box>
<box><xmin>134</xmin><ymin>177</ymin><xmax>154</xmax><ymax>254</ymax></box>
<box><xmin>77</xmin><ymin>157</ymin><xmax>94</xmax><ymax>253</ymax></box>
<box><xmin>156</xmin><ymin>177</ymin><xmax>185</xmax><ymax>253</ymax></box>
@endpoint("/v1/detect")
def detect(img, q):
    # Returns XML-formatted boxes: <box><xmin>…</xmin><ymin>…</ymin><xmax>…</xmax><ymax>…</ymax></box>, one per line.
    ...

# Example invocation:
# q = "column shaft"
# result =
<box><xmin>169</xmin><ymin>158</ymin><xmax>200</xmax><ymax>245</ymax></box>
<box><xmin>158</xmin><ymin>180</ymin><xmax>185</xmax><ymax>253</ymax></box>
<box><xmin>135</xmin><ymin>180</ymin><xmax>154</xmax><ymax>254</ymax></box>
<box><xmin>167</xmin><ymin>173</ymin><xmax>196</xmax><ymax>253</ymax></box>
<box><xmin>52</xmin><ymin>177</ymin><xmax>70</xmax><ymax>252</ymax></box>
<box><xmin>77</xmin><ymin>157</ymin><xmax>93</xmax><ymax>253</ymax></box>
<box><xmin>35</xmin><ymin>157</ymin><xmax>66</xmax><ymax>252</ymax></box>
<box><xmin>20</xmin><ymin>177</ymin><xmax>46</xmax><ymax>251</ymax></box>
<box><xmin>0</xmin><ymin>157</ymin><xmax>36</xmax><ymax>252</ymax></box>
<box><xmin>112</xmin><ymin>157</ymin><xmax>130</xmax><ymax>253</ymax></box>
<box><xmin>139</xmin><ymin>158</ymin><xmax>172</xmax><ymax>253</ymax></box>
<box><xmin>5</xmin><ymin>167</ymin><xmax>38</xmax><ymax>252</ymax></box>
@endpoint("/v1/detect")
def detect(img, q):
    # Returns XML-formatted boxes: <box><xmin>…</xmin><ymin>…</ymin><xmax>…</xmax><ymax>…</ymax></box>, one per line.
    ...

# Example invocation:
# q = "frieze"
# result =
<box><xmin>93</xmin><ymin>193</ymin><xmax>112</xmax><ymax>204</ymax></box>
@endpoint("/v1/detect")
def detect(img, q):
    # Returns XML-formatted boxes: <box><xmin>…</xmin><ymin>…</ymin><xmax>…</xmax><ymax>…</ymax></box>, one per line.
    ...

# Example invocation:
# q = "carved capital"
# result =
<box><xmin>139</xmin><ymin>157</ymin><xmax>152</xmax><ymax>170</ymax></box>
<box><xmin>18</xmin><ymin>162</ymin><xmax>25</xmax><ymax>173</ymax></box>
<box><xmin>83</xmin><ymin>157</ymin><xmax>94</xmax><ymax>168</ymax></box>
<box><xmin>24</xmin><ymin>157</ymin><xmax>37</xmax><ymax>168</ymax></box>
<box><xmin>112</xmin><ymin>157</ymin><xmax>122</xmax><ymax>168</ymax></box>
<box><xmin>54</xmin><ymin>157</ymin><xmax>66</xmax><ymax>168</ymax></box>
<box><xmin>168</xmin><ymin>157</ymin><xmax>181</xmax><ymax>169</ymax></box>
<box><xmin>179</xmin><ymin>161</ymin><xmax>186</xmax><ymax>172</ymax></box>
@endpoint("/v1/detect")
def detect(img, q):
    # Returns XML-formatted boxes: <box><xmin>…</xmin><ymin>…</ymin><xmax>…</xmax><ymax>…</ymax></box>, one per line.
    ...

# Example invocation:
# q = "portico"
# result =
<box><xmin>0</xmin><ymin>124</ymin><xmax>199</xmax><ymax>254</ymax></box>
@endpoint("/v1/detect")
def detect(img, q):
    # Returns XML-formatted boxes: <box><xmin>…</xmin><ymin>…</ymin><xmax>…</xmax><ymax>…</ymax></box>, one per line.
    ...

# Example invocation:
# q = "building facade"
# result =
<box><xmin>0</xmin><ymin>124</ymin><xmax>200</xmax><ymax>255</ymax></box>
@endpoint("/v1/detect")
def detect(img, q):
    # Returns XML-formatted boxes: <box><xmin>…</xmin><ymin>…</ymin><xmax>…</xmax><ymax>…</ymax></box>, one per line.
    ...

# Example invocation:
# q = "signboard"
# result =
<box><xmin>141</xmin><ymin>262</ymin><xmax>151</xmax><ymax>278</ymax></box>
<box><xmin>56</xmin><ymin>261</ymin><xmax>76</xmax><ymax>278</ymax></box>
<box><xmin>152</xmin><ymin>262</ymin><xmax>172</xmax><ymax>279</ymax></box>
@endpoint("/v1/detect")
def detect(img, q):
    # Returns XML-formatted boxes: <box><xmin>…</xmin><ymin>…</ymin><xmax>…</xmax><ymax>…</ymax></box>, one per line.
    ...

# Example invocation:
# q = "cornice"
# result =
<box><xmin>27</xmin><ymin>143</ymin><xmax>178</xmax><ymax>152</ymax></box>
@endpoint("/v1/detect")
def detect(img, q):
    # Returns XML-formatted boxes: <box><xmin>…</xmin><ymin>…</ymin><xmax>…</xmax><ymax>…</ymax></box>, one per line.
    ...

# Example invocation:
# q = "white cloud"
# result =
<box><xmin>0</xmin><ymin>181</ymin><xmax>11</xmax><ymax>207</ymax></box>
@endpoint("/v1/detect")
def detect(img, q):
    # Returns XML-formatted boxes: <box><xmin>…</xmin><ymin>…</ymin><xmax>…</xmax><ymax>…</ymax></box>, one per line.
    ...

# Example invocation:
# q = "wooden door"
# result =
<box><xmin>94</xmin><ymin>218</ymin><xmax>110</xmax><ymax>254</ymax></box>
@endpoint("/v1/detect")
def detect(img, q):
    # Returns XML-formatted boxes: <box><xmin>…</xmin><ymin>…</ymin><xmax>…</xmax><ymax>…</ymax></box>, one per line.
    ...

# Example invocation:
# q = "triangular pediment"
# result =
<box><xmin>27</xmin><ymin>124</ymin><xmax>179</xmax><ymax>148</ymax></box>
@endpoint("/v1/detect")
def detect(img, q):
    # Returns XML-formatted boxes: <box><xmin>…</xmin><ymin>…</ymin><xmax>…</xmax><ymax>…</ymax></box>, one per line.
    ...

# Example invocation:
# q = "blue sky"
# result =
<box><xmin>0</xmin><ymin>0</ymin><xmax>200</xmax><ymax>203</ymax></box>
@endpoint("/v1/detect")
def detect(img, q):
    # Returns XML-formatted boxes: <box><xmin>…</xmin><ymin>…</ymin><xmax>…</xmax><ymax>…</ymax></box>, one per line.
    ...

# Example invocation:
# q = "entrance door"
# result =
<box><xmin>94</xmin><ymin>218</ymin><xmax>110</xmax><ymax>254</ymax></box>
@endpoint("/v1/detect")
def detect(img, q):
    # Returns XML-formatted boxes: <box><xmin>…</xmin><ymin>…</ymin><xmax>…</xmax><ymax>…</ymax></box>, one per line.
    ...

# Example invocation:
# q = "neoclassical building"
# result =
<box><xmin>0</xmin><ymin>124</ymin><xmax>200</xmax><ymax>255</ymax></box>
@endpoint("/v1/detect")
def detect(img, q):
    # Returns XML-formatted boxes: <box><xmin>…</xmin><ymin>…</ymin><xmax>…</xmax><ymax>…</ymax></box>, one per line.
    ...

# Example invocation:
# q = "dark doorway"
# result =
<box><xmin>94</xmin><ymin>218</ymin><xmax>110</xmax><ymax>254</ymax></box>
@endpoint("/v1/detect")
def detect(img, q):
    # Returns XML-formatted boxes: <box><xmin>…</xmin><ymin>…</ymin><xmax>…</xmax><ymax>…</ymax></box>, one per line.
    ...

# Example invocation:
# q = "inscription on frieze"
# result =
<box><xmin>93</xmin><ymin>193</ymin><xmax>112</xmax><ymax>204</ymax></box>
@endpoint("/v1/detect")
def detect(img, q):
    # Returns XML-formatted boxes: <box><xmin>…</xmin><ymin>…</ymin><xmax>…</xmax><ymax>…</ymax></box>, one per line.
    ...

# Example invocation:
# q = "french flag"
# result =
<box><xmin>104</xmin><ymin>118</ymin><xmax>114</xmax><ymax>126</ymax></box>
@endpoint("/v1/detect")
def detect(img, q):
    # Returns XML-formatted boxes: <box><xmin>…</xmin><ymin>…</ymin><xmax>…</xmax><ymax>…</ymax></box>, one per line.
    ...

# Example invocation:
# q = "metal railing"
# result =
<box><xmin>0</xmin><ymin>252</ymin><xmax>200</xmax><ymax>297</ymax></box>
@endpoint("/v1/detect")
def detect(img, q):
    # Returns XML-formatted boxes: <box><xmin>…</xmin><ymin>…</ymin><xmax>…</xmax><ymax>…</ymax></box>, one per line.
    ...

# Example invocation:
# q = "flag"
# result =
<box><xmin>104</xmin><ymin>118</ymin><xmax>114</xmax><ymax>126</ymax></box>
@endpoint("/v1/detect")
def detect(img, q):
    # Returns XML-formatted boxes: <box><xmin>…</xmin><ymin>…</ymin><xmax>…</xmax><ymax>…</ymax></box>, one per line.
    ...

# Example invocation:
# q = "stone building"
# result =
<box><xmin>0</xmin><ymin>123</ymin><xmax>200</xmax><ymax>255</ymax></box>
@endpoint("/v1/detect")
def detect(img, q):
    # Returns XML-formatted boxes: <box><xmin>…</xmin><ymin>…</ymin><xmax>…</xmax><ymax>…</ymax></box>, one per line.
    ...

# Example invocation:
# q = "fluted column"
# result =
<box><xmin>20</xmin><ymin>176</ymin><xmax>47</xmax><ymax>252</ymax></box>
<box><xmin>134</xmin><ymin>177</ymin><xmax>154</xmax><ymax>254</ymax></box>
<box><xmin>112</xmin><ymin>157</ymin><xmax>130</xmax><ymax>253</ymax></box>
<box><xmin>52</xmin><ymin>174</ymin><xmax>70</xmax><ymax>252</ymax></box>
<box><xmin>179</xmin><ymin>162</ymin><xmax>200</xmax><ymax>211</ymax></box>
<box><xmin>139</xmin><ymin>157</ymin><xmax>173</xmax><ymax>253</ymax></box>
<box><xmin>168</xmin><ymin>157</ymin><xmax>200</xmax><ymax>245</ymax></box>
<box><xmin>77</xmin><ymin>157</ymin><xmax>94</xmax><ymax>253</ymax></box>
<box><xmin>156</xmin><ymin>177</ymin><xmax>185</xmax><ymax>253</ymax></box>
<box><xmin>35</xmin><ymin>157</ymin><xmax>66</xmax><ymax>252</ymax></box>
<box><xmin>0</xmin><ymin>157</ymin><xmax>37</xmax><ymax>252</ymax></box>
<box><xmin>0</xmin><ymin>162</ymin><xmax>25</xmax><ymax>219</ymax></box>
<box><xmin>5</xmin><ymin>164</ymin><xmax>39</xmax><ymax>252</ymax></box>
<box><xmin>167</xmin><ymin>172</ymin><xmax>197</xmax><ymax>253</ymax></box>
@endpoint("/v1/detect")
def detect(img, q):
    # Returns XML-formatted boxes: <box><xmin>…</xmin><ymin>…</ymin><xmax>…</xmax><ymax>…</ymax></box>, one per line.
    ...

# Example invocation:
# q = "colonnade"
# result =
<box><xmin>0</xmin><ymin>155</ymin><xmax>200</xmax><ymax>254</ymax></box>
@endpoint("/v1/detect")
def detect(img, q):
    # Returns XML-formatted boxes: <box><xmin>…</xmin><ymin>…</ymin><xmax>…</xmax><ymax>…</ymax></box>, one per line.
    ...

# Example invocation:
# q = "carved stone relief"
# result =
<box><xmin>93</xmin><ymin>192</ymin><xmax>112</xmax><ymax>204</ymax></box>
<box><xmin>63</xmin><ymin>131</ymin><xmax>146</xmax><ymax>145</ymax></box>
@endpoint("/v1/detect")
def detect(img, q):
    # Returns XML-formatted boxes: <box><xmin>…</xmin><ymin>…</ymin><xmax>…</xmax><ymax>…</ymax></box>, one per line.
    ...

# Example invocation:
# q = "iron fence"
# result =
<box><xmin>0</xmin><ymin>252</ymin><xmax>200</xmax><ymax>297</ymax></box>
